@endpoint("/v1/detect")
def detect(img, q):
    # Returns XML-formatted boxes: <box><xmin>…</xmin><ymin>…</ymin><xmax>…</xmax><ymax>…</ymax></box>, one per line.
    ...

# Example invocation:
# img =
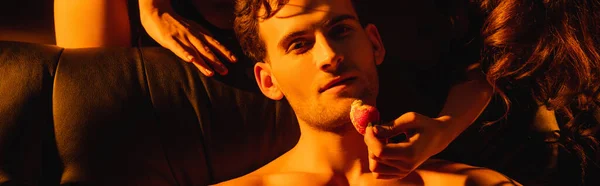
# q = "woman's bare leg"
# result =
<box><xmin>54</xmin><ymin>0</ymin><xmax>131</xmax><ymax>48</ymax></box>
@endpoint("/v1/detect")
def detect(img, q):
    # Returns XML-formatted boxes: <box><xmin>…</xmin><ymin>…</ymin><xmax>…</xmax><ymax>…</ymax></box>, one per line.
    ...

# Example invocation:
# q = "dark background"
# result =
<box><xmin>0</xmin><ymin>0</ymin><xmax>55</xmax><ymax>44</ymax></box>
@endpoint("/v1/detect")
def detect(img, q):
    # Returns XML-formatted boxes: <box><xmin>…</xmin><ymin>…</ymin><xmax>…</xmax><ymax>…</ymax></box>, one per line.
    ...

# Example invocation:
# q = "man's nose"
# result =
<box><xmin>314</xmin><ymin>38</ymin><xmax>344</xmax><ymax>72</ymax></box>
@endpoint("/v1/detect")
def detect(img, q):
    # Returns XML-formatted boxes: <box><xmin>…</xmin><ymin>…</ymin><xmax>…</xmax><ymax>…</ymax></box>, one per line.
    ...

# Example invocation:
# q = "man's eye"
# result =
<box><xmin>330</xmin><ymin>25</ymin><xmax>352</xmax><ymax>38</ymax></box>
<box><xmin>288</xmin><ymin>40</ymin><xmax>312</xmax><ymax>53</ymax></box>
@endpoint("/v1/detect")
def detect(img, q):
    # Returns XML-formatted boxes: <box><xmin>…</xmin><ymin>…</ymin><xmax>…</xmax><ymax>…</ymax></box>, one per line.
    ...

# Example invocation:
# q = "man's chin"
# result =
<box><xmin>336</xmin><ymin>93</ymin><xmax>375</xmax><ymax>107</ymax></box>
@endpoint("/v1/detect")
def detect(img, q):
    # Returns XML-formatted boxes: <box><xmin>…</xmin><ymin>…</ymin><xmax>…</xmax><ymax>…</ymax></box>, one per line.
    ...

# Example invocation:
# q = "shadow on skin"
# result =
<box><xmin>420</xmin><ymin>159</ymin><xmax>521</xmax><ymax>186</ymax></box>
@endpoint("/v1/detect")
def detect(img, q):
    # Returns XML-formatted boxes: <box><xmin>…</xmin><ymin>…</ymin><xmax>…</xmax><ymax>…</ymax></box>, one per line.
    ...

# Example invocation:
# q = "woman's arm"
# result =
<box><xmin>366</xmin><ymin>63</ymin><xmax>493</xmax><ymax>179</ymax></box>
<box><xmin>54</xmin><ymin>0</ymin><xmax>131</xmax><ymax>48</ymax></box>
<box><xmin>437</xmin><ymin>63</ymin><xmax>493</xmax><ymax>138</ymax></box>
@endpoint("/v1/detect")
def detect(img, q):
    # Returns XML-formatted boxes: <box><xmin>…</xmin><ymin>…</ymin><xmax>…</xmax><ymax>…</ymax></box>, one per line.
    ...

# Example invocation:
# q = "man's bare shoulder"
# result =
<box><xmin>418</xmin><ymin>159</ymin><xmax>522</xmax><ymax>186</ymax></box>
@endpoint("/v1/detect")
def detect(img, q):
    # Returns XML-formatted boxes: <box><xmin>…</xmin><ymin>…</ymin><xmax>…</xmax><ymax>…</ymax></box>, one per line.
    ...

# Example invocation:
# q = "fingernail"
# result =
<box><xmin>212</xmin><ymin>60</ymin><xmax>226</xmax><ymax>72</ymax></box>
<box><xmin>367</xmin><ymin>122</ymin><xmax>373</xmax><ymax>127</ymax></box>
<box><xmin>204</xmin><ymin>69</ymin><xmax>214</xmax><ymax>76</ymax></box>
<box><xmin>187</xmin><ymin>55</ymin><xmax>195</xmax><ymax>62</ymax></box>
<box><xmin>231</xmin><ymin>54</ymin><xmax>237</xmax><ymax>62</ymax></box>
<box><xmin>217</xmin><ymin>64</ymin><xmax>228</xmax><ymax>75</ymax></box>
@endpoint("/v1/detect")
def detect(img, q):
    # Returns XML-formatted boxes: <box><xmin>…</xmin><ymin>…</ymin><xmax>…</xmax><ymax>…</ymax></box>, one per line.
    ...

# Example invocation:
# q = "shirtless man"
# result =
<box><xmin>215</xmin><ymin>0</ymin><xmax>520</xmax><ymax>185</ymax></box>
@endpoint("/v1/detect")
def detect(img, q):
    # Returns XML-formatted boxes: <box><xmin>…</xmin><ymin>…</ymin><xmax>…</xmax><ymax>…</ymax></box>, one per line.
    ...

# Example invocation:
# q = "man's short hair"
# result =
<box><xmin>233</xmin><ymin>0</ymin><xmax>366</xmax><ymax>63</ymax></box>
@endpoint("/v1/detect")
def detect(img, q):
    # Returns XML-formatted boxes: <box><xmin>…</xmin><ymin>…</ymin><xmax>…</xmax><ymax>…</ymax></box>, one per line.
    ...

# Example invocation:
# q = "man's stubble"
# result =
<box><xmin>290</xmin><ymin>56</ymin><xmax>379</xmax><ymax>134</ymax></box>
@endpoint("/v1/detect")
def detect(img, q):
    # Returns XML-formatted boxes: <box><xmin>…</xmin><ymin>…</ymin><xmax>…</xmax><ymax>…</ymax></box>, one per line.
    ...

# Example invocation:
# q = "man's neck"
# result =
<box><xmin>286</xmin><ymin>121</ymin><xmax>370</xmax><ymax>181</ymax></box>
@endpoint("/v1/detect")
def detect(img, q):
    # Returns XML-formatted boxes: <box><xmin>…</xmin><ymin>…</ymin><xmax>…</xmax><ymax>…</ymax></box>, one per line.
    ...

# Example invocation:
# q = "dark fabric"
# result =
<box><xmin>52</xmin><ymin>47</ymin><xmax>179</xmax><ymax>185</ymax></box>
<box><xmin>0</xmin><ymin>40</ymin><xmax>301</xmax><ymax>185</ymax></box>
<box><xmin>0</xmin><ymin>41</ymin><xmax>62</xmax><ymax>186</ymax></box>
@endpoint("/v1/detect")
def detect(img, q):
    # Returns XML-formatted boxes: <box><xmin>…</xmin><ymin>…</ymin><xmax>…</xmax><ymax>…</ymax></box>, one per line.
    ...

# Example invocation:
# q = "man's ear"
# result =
<box><xmin>254</xmin><ymin>62</ymin><xmax>284</xmax><ymax>100</ymax></box>
<box><xmin>364</xmin><ymin>24</ymin><xmax>386</xmax><ymax>65</ymax></box>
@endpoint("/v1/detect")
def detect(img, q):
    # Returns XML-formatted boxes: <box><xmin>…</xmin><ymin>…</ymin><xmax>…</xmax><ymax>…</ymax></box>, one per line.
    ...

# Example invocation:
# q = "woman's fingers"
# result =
<box><xmin>163</xmin><ymin>36</ymin><xmax>194</xmax><ymax>63</ymax></box>
<box><xmin>166</xmin><ymin>37</ymin><xmax>214</xmax><ymax>76</ymax></box>
<box><xmin>142</xmin><ymin>10</ymin><xmax>235</xmax><ymax>77</ymax></box>
<box><xmin>191</xmin><ymin>59</ymin><xmax>214</xmax><ymax>77</ymax></box>
<box><xmin>188</xmin><ymin>35</ymin><xmax>228</xmax><ymax>75</ymax></box>
<box><xmin>186</xmin><ymin>19</ymin><xmax>238</xmax><ymax>63</ymax></box>
<box><xmin>201</xmin><ymin>34</ymin><xmax>237</xmax><ymax>63</ymax></box>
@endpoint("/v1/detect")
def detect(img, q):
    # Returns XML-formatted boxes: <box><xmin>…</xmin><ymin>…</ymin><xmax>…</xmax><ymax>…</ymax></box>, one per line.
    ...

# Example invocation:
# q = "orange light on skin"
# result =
<box><xmin>54</xmin><ymin>0</ymin><xmax>131</xmax><ymax>48</ymax></box>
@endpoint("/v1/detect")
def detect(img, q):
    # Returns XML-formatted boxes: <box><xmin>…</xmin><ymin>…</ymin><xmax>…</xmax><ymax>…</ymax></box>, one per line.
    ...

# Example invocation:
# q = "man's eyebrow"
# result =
<box><xmin>277</xmin><ymin>14</ymin><xmax>358</xmax><ymax>49</ymax></box>
<box><xmin>278</xmin><ymin>30</ymin><xmax>310</xmax><ymax>50</ymax></box>
<box><xmin>322</xmin><ymin>14</ymin><xmax>358</xmax><ymax>28</ymax></box>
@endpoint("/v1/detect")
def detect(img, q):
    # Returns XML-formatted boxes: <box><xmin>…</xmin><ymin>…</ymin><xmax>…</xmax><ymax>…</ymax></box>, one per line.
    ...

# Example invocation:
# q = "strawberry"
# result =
<box><xmin>349</xmin><ymin>99</ymin><xmax>380</xmax><ymax>135</ymax></box>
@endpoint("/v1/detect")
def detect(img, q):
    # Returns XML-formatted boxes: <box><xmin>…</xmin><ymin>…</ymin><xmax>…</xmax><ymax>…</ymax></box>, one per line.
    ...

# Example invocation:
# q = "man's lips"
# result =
<box><xmin>319</xmin><ymin>76</ymin><xmax>357</xmax><ymax>93</ymax></box>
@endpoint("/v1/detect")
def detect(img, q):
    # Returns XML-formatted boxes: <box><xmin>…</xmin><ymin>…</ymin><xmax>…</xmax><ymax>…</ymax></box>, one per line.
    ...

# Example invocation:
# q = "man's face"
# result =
<box><xmin>255</xmin><ymin>0</ymin><xmax>385</xmax><ymax>132</ymax></box>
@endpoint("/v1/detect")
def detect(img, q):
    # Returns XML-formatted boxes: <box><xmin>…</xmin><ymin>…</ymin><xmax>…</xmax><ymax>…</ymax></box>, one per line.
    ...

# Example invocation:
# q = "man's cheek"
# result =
<box><xmin>349</xmin><ymin>42</ymin><xmax>373</xmax><ymax>60</ymax></box>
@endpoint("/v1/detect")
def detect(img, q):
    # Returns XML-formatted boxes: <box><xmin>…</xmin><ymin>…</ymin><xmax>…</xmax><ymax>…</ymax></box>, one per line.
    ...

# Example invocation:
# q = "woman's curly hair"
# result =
<box><xmin>474</xmin><ymin>0</ymin><xmax>600</xmax><ymax>182</ymax></box>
